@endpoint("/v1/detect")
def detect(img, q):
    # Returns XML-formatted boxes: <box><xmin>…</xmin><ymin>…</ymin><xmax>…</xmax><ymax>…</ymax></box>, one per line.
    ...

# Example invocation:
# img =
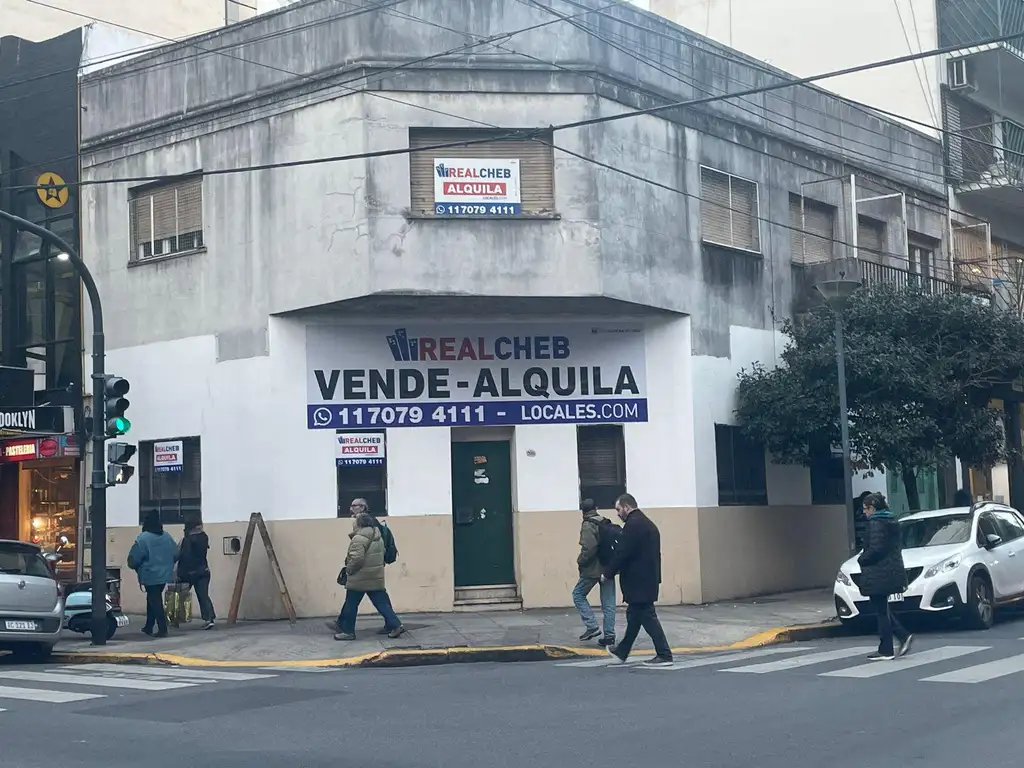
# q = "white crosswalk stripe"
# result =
<box><xmin>556</xmin><ymin>642</ymin><xmax>1024</xmax><ymax>685</ymax></box>
<box><xmin>0</xmin><ymin>664</ymin><xmax>278</xmax><ymax>710</ymax></box>
<box><xmin>723</xmin><ymin>646</ymin><xmax>877</xmax><ymax>674</ymax></box>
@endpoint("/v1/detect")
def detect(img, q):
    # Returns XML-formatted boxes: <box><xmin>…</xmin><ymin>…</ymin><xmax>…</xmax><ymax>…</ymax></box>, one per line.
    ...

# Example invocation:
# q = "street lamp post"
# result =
<box><xmin>0</xmin><ymin>209</ymin><xmax>110</xmax><ymax>645</ymax></box>
<box><xmin>815</xmin><ymin>276</ymin><xmax>862</xmax><ymax>556</ymax></box>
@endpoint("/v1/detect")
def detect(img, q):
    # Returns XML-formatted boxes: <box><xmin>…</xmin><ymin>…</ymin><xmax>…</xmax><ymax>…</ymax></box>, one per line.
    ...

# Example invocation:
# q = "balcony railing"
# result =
<box><xmin>860</xmin><ymin>260</ymin><xmax>957</xmax><ymax>294</ymax></box>
<box><xmin>938</xmin><ymin>0</ymin><xmax>1024</xmax><ymax>57</ymax></box>
<box><xmin>952</xmin><ymin>120</ymin><xmax>1024</xmax><ymax>187</ymax></box>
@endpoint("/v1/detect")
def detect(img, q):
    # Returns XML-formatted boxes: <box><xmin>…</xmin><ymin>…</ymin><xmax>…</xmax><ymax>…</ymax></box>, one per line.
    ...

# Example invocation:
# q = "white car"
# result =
<box><xmin>834</xmin><ymin>502</ymin><xmax>1024</xmax><ymax>630</ymax></box>
<box><xmin>0</xmin><ymin>540</ymin><xmax>64</xmax><ymax>659</ymax></box>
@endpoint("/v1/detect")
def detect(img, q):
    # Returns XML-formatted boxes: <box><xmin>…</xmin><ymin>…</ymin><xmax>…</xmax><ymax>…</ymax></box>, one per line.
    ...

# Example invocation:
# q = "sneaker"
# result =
<box><xmin>897</xmin><ymin>634</ymin><xmax>914</xmax><ymax>658</ymax></box>
<box><xmin>579</xmin><ymin>627</ymin><xmax>601</xmax><ymax>642</ymax></box>
<box><xmin>376</xmin><ymin>627</ymin><xmax>391</xmax><ymax>635</ymax></box>
<box><xmin>203</xmin><ymin>620</ymin><xmax>215</xmax><ymax>630</ymax></box>
<box><xmin>643</xmin><ymin>655</ymin><xmax>675</xmax><ymax>667</ymax></box>
<box><xmin>867</xmin><ymin>652</ymin><xmax>894</xmax><ymax>661</ymax></box>
<box><xmin>140</xmin><ymin>627</ymin><xmax>153</xmax><ymax>637</ymax></box>
<box><xmin>325</xmin><ymin>621</ymin><xmax>341</xmax><ymax>633</ymax></box>
<box><xmin>598</xmin><ymin>635</ymin><xmax>616</xmax><ymax>647</ymax></box>
<box><xmin>606</xmin><ymin>645</ymin><xmax>627</xmax><ymax>664</ymax></box>
<box><xmin>154</xmin><ymin>630</ymin><xmax>168</xmax><ymax>639</ymax></box>
<box><xmin>334</xmin><ymin>632</ymin><xmax>356</xmax><ymax>641</ymax></box>
<box><xmin>387</xmin><ymin>626</ymin><xmax>407</xmax><ymax>639</ymax></box>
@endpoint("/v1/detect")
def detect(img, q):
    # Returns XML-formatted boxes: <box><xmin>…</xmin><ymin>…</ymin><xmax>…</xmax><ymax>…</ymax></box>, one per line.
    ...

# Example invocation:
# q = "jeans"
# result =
<box><xmin>337</xmin><ymin>589</ymin><xmax>402</xmax><ymax>635</ymax></box>
<box><xmin>869</xmin><ymin>594</ymin><xmax>908</xmax><ymax>656</ymax></box>
<box><xmin>143</xmin><ymin>584</ymin><xmax>168</xmax><ymax>635</ymax></box>
<box><xmin>615</xmin><ymin>602</ymin><xmax>672</xmax><ymax>660</ymax></box>
<box><xmin>572</xmin><ymin>576</ymin><xmax>616</xmax><ymax>637</ymax></box>
<box><xmin>190</xmin><ymin>573</ymin><xmax>216</xmax><ymax>623</ymax></box>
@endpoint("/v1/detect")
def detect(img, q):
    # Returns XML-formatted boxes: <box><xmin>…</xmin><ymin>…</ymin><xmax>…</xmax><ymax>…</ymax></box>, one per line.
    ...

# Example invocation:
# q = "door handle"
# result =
<box><xmin>1009</xmin><ymin>550</ymin><xmax>1017</xmax><ymax>557</ymax></box>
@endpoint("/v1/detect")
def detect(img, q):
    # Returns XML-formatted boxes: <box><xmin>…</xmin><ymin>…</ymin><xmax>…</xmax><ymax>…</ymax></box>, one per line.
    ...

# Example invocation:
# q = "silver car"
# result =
<box><xmin>0</xmin><ymin>540</ymin><xmax>63</xmax><ymax>660</ymax></box>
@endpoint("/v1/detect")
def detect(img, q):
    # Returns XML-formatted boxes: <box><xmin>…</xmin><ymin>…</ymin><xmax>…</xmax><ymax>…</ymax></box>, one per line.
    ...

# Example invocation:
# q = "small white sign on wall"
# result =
<box><xmin>336</xmin><ymin>432</ymin><xmax>386</xmax><ymax>467</ymax></box>
<box><xmin>154</xmin><ymin>440</ymin><xmax>184</xmax><ymax>473</ymax></box>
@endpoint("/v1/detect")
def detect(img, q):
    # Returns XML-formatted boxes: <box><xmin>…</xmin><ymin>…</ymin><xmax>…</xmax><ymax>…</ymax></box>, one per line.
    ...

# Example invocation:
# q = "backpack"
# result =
<box><xmin>380</xmin><ymin>523</ymin><xmax>399</xmax><ymax>565</ymax></box>
<box><xmin>596</xmin><ymin>520</ymin><xmax>621</xmax><ymax>566</ymax></box>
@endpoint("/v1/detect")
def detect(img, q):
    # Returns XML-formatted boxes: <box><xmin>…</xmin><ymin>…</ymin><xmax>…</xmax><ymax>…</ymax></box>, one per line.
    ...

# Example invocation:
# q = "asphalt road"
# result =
<box><xmin>4</xmin><ymin>618</ymin><xmax>1024</xmax><ymax>767</ymax></box>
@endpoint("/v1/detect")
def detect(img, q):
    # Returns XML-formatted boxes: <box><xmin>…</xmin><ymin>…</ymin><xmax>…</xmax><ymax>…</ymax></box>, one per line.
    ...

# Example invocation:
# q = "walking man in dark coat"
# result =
<box><xmin>859</xmin><ymin>492</ymin><xmax>913</xmax><ymax>660</ymax></box>
<box><xmin>602</xmin><ymin>493</ymin><xmax>673</xmax><ymax>667</ymax></box>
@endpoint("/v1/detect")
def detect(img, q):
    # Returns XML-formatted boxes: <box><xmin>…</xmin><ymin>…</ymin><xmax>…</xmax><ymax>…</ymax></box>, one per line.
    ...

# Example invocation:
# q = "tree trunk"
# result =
<box><xmin>902</xmin><ymin>466</ymin><xmax>921</xmax><ymax>513</ymax></box>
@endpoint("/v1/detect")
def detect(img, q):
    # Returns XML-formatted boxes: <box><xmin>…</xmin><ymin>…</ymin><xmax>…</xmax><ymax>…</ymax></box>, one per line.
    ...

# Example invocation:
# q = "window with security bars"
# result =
<box><xmin>138</xmin><ymin>437</ymin><xmax>202</xmax><ymax>525</ymax></box>
<box><xmin>129</xmin><ymin>177</ymin><xmax>204</xmax><ymax>262</ymax></box>
<box><xmin>715</xmin><ymin>424</ymin><xmax>767</xmax><ymax>506</ymax></box>
<box><xmin>408</xmin><ymin>128</ymin><xmax>555</xmax><ymax>216</ymax></box>
<box><xmin>789</xmin><ymin>194</ymin><xmax>836</xmax><ymax>265</ymax></box>
<box><xmin>700</xmin><ymin>167</ymin><xmax>760</xmax><ymax>252</ymax></box>
<box><xmin>857</xmin><ymin>216</ymin><xmax>886</xmax><ymax>262</ymax></box>
<box><xmin>338</xmin><ymin>430</ymin><xmax>388</xmax><ymax>518</ymax></box>
<box><xmin>577</xmin><ymin>425</ymin><xmax>627</xmax><ymax>511</ymax></box>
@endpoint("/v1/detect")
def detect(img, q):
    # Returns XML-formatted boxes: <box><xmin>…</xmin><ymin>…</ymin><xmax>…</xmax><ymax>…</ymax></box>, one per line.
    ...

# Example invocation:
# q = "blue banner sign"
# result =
<box><xmin>306</xmin><ymin>322</ymin><xmax>649</xmax><ymax>429</ymax></box>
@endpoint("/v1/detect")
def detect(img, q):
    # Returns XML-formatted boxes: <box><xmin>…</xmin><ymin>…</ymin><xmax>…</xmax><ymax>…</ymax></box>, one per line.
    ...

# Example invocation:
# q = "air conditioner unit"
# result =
<box><xmin>949</xmin><ymin>58</ymin><xmax>977</xmax><ymax>91</ymax></box>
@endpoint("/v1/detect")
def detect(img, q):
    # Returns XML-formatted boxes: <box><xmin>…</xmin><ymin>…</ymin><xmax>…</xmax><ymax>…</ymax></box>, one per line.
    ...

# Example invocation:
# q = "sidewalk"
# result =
<box><xmin>51</xmin><ymin>589</ymin><xmax>843</xmax><ymax>668</ymax></box>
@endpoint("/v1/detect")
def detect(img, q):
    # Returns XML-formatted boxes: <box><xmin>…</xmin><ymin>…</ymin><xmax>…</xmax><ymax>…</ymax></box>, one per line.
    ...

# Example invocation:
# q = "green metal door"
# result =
<box><xmin>451</xmin><ymin>441</ymin><xmax>516</xmax><ymax>587</ymax></box>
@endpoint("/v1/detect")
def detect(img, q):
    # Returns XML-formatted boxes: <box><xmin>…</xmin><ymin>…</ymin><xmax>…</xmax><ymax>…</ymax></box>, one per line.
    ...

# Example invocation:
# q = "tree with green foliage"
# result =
<box><xmin>736</xmin><ymin>283</ymin><xmax>1024</xmax><ymax>511</ymax></box>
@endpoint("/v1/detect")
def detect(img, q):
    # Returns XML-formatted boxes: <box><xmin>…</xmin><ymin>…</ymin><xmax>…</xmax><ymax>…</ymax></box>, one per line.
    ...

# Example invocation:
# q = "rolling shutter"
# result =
<box><xmin>700</xmin><ymin>168</ymin><xmax>732</xmax><ymax>246</ymax></box>
<box><xmin>857</xmin><ymin>217</ymin><xmax>885</xmax><ymax>262</ymax></box>
<box><xmin>129</xmin><ymin>177</ymin><xmax>203</xmax><ymax>258</ymax></box>
<box><xmin>790</xmin><ymin>195</ymin><xmax>835</xmax><ymax>265</ymax></box>
<box><xmin>577</xmin><ymin>426</ymin><xmax>626</xmax><ymax>510</ymax></box>
<box><xmin>408</xmin><ymin>129</ymin><xmax>555</xmax><ymax>215</ymax></box>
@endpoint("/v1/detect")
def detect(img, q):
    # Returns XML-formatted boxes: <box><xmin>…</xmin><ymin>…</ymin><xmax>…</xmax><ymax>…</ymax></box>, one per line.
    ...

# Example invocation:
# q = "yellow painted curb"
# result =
<box><xmin>47</xmin><ymin>620</ymin><xmax>843</xmax><ymax>669</ymax></box>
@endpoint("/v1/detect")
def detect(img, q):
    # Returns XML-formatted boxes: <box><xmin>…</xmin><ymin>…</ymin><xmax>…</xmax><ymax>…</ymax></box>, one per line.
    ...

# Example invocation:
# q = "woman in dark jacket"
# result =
<box><xmin>859</xmin><ymin>493</ymin><xmax>912</xmax><ymax>660</ymax></box>
<box><xmin>177</xmin><ymin>517</ymin><xmax>216</xmax><ymax>629</ymax></box>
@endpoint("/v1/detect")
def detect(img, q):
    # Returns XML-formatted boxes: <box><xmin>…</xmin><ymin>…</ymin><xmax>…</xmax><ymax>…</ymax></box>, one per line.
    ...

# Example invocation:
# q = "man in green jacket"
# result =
<box><xmin>572</xmin><ymin>499</ymin><xmax>617</xmax><ymax>645</ymax></box>
<box><xmin>333</xmin><ymin>500</ymin><xmax>406</xmax><ymax>640</ymax></box>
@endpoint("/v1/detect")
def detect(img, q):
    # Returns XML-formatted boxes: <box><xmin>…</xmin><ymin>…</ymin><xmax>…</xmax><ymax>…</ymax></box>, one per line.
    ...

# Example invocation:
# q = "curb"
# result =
<box><xmin>43</xmin><ymin>619</ymin><xmax>848</xmax><ymax>669</ymax></box>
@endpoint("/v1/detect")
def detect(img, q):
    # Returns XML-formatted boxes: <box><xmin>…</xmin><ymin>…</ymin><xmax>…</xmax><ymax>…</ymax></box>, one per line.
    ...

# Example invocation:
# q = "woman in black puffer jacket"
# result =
<box><xmin>858</xmin><ymin>493</ymin><xmax>912</xmax><ymax>660</ymax></box>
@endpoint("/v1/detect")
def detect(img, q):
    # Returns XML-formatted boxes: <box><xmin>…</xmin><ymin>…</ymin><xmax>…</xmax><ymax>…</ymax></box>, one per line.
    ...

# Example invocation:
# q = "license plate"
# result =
<box><xmin>4</xmin><ymin>620</ymin><xmax>38</xmax><ymax>631</ymax></box>
<box><xmin>888</xmin><ymin>593</ymin><xmax>904</xmax><ymax>603</ymax></box>
<box><xmin>115</xmin><ymin>614</ymin><xmax>129</xmax><ymax>627</ymax></box>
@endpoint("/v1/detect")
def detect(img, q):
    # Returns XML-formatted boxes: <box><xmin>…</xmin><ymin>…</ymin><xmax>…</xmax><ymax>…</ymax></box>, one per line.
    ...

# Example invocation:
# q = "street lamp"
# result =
<box><xmin>815</xmin><ymin>275</ymin><xmax>862</xmax><ymax>555</ymax></box>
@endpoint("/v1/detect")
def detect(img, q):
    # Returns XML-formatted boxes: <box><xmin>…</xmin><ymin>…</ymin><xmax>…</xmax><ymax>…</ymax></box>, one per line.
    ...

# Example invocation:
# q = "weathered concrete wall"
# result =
<box><xmin>79</xmin><ymin>0</ymin><xmax>949</xmax><ymax>360</ymax></box>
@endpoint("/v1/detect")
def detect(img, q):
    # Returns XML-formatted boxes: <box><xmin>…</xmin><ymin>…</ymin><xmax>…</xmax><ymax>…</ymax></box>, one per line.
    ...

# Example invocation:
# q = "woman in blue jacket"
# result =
<box><xmin>127</xmin><ymin>511</ymin><xmax>178</xmax><ymax>637</ymax></box>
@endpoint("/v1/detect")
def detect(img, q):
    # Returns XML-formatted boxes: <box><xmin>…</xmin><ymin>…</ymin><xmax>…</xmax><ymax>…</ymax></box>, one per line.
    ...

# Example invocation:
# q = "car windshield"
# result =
<box><xmin>0</xmin><ymin>544</ymin><xmax>52</xmax><ymax>578</ymax></box>
<box><xmin>900</xmin><ymin>515</ymin><xmax>973</xmax><ymax>549</ymax></box>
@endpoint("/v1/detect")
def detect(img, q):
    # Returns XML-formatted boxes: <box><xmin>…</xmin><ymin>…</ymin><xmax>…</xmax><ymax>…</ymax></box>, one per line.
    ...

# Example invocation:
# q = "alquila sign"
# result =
<box><xmin>306</xmin><ymin>323</ymin><xmax>649</xmax><ymax>429</ymax></box>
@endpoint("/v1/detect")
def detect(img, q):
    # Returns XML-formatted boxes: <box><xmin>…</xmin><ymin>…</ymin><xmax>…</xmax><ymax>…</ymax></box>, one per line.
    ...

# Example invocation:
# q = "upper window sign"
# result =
<box><xmin>409</xmin><ymin>128</ymin><xmax>555</xmax><ymax>218</ymax></box>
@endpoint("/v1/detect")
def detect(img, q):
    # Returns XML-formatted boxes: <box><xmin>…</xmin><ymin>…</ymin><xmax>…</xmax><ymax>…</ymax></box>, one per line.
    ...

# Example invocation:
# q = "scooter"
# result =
<box><xmin>62</xmin><ymin>578</ymin><xmax>129</xmax><ymax>641</ymax></box>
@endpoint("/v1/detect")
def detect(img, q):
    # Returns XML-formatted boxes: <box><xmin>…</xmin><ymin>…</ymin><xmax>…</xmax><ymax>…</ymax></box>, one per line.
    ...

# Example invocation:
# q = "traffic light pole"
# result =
<box><xmin>0</xmin><ymin>209</ymin><xmax>110</xmax><ymax>645</ymax></box>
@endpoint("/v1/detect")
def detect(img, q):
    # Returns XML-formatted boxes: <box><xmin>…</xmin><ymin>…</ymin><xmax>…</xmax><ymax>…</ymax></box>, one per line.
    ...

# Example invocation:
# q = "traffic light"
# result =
<box><xmin>107</xmin><ymin>441</ymin><xmax>136</xmax><ymax>485</ymax></box>
<box><xmin>104</xmin><ymin>375</ymin><xmax>130</xmax><ymax>437</ymax></box>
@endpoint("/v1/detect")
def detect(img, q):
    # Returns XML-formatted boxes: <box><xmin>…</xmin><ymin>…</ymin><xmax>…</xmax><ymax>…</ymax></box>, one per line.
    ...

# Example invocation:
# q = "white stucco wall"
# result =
<box><xmin>3</xmin><ymin>0</ymin><xmax>230</xmax><ymax>42</ymax></box>
<box><xmin>100</xmin><ymin>315</ymin><xmax>811</xmax><ymax>528</ymax></box>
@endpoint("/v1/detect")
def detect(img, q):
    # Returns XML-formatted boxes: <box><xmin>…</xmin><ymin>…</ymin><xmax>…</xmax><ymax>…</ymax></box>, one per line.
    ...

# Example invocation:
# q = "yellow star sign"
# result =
<box><xmin>36</xmin><ymin>172</ymin><xmax>69</xmax><ymax>209</ymax></box>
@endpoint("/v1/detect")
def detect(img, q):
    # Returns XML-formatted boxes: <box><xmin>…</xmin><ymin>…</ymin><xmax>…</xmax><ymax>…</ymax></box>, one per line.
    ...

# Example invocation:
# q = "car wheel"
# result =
<box><xmin>966</xmin><ymin>573</ymin><xmax>995</xmax><ymax>630</ymax></box>
<box><xmin>105</xmin><ymin>615</ymin><xmax>118</xmax><ymax>641</ymax></box>
<box><xmin>10</xmin><ymin>643</ymin><xmax>52</xmax><ymax>662</ymax></box>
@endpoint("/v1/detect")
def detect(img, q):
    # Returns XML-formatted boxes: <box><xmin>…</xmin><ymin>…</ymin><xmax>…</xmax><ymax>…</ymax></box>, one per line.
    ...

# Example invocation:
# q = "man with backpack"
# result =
<box><xmin>330</xmin><ymin>498</ymin><xmax>406</xmax><ymax>640</ymax></box>
<box><xmin>572</xmin><ymin>498</ymin><xmax>618</xmax><ymax>646</ymax></box>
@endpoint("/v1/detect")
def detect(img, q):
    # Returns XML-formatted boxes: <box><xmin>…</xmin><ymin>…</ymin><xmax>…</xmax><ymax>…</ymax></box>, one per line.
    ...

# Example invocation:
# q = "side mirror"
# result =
<box><xmin>43</xmin><ymin>552</ymin><xmax>60</xmax><ymax>563</ymax></box>
<box><xmin>985</xmin><ymin>533</ymin><xmax>1003</xmax><ymax>550</ymax></box>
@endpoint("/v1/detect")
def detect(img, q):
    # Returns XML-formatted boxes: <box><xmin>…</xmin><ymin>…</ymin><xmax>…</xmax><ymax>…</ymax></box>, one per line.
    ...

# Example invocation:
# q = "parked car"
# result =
<box><xmin>0</xmin><ymin>539</ymin><xmax>64</xmax><ymax>660</ymax></box>
<box><xmin>834</xmin><ymin>502</ymin><xmax>1024</xmax><ymax>630</ymax></box>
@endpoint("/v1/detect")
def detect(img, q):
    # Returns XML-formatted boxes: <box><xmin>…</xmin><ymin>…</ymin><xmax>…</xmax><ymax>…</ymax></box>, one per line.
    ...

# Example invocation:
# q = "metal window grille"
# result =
<box><xmin>408</xmin><ymin>128</ymin><xmax>555</xmax><ymax>216</ymax></box>
<box><xmin>129</xmin><ymin>178</ymin><xmax>204</xmax><ymax>262</ymax></box>
<box><xmin>138</xmin><ymin>437</ymin><xmax>202</xmax><ymax>525</ymax></box>
<box><xmin>700</xmin><ymin>167</ymin><xmax>760</xmax><ymax>252</ymax></box>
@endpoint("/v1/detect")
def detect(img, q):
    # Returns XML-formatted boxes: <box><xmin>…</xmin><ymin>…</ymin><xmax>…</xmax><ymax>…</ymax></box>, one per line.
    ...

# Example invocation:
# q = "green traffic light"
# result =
<box><xmin>116</xmin><ymin>417</ymin><xmax>131</xmax><ymax>434</ymax></box>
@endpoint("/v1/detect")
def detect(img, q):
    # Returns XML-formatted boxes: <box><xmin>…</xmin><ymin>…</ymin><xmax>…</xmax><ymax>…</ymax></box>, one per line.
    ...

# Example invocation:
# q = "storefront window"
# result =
<box><xmin>22</xmin><ymin>462</ymin><xmax>78</xmax><ymax>577</ymax></box>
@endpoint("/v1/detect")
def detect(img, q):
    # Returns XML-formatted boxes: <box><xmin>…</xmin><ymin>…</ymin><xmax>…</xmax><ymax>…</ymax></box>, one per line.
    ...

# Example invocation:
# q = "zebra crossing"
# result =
<box><xmin>555</xmin><ymin>639</ymin><xmax>1024</xmax><ymax>685</ymax></box>
<box><xmin>0</xmin><ymin>663</ymin><xmax>278</xmax><ymax>711</ymax></box>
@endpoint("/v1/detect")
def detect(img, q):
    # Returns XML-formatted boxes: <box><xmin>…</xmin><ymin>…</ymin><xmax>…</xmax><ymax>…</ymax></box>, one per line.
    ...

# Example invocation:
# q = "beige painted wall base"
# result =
<box><xmin>107</xmin><ymin>505</ymin><xmax>845</xmax><ymax>619</ymax></box>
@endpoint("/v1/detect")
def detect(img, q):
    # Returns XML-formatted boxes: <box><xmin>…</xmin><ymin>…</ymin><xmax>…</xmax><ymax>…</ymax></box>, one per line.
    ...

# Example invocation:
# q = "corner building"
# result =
<box><xmin>80</xmin><ymin>0</ymin><xmax>950</xmax><ymax>618</ymax></box>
